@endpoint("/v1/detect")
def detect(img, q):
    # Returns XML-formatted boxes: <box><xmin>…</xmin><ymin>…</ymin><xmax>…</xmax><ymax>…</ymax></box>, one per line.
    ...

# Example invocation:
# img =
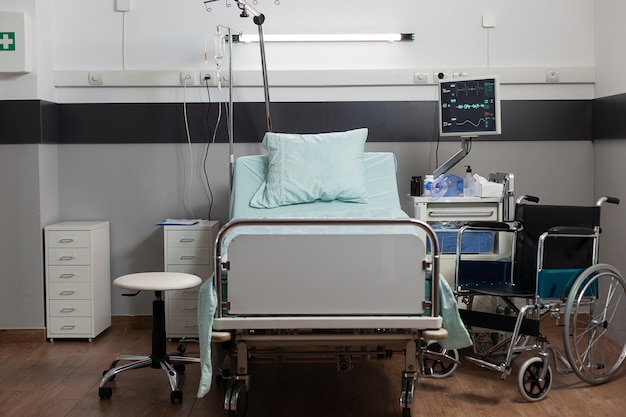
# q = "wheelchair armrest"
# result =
<box><xmin>547</xmin><ymin>226</ymin><xmax>595</xmax><ymax>236</ymax></box>
<box><xmin>463</xmin><ymin>221</ymin><xmax>512</xmax><ymax>231</ymax></box>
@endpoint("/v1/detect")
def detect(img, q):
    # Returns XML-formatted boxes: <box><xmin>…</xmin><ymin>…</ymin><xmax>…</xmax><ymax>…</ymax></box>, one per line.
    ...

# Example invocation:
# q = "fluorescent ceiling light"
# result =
<box><xmin>232</xmin><ymin>33</ymin><xmax>415</xmax><ymax>43</ymax></box>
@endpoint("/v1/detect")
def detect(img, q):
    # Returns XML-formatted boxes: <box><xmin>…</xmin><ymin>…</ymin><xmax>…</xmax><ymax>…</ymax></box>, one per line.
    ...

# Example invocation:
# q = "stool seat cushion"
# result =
<box><xmin>114</xmin><ymin>272</ymin><xmax>202</xmax><ymax>291</ymax></box>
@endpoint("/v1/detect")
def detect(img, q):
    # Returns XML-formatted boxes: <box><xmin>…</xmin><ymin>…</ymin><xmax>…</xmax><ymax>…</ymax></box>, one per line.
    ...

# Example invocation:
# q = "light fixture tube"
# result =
<box><xmin>232</xmin><ymin>33</ymin><xmax>415</xmax><ymax>43</ymax></box>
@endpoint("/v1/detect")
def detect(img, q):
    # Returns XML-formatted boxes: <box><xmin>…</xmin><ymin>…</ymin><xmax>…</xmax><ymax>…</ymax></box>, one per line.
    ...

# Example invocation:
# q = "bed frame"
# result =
<box><xmin>204</xmin><ymin>153</ymin><xmax>449</xmax><ymax>417</ymax></box>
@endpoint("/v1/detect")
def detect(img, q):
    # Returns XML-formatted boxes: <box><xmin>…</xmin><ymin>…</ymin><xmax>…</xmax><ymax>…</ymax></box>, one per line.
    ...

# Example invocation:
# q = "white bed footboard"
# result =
<box><xmin>213</xmin><ymin>218</ymin><xmax>441</xmax><ymax>327</ymax></box>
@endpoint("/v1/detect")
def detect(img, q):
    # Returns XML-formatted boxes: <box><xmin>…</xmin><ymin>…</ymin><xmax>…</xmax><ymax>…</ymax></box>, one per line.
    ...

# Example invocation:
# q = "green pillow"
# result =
<box><xmin>250</xmin><ymin>128</ymin><xmax>369</xmax><ymax>208</ymax></box>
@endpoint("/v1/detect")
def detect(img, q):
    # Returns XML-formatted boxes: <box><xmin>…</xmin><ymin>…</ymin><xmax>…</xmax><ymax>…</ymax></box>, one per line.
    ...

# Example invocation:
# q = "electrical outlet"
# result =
<box><xmin>545</xmin><ymin>69</ymin><xmax>560</xmax><ymax>83</ymax></box>
<box><xmin>200</xmin><ymin>71</ymin><xmax>214</xmax><ymax>85</ymax></box>
<box><xmin>88</xmin><ymin>71</ymin><xmax>103</xmax><ymax>86</ymax></box>
<box><xmin>180</xmin><ymin>71</ymin><xmax>196</xmax><ymax>85</ymax></box>
<box><xmin>413</xmin><ymin>72</ymin><xmax>428</xmax><ymax>84</ymax></box>
<box><xmin>482</xmin><ymin>13</ymin><xmax>496</xmax><ymax>28</ymax></box>
<box><xmin>116</xmin><ymin>0</ymin><xmax>133</xmax><ymax>12</ymax></box>
<box><xmin>434</xmin><ymin>71</ymin><xmax>449</xmax><ymax>81</ymax></box>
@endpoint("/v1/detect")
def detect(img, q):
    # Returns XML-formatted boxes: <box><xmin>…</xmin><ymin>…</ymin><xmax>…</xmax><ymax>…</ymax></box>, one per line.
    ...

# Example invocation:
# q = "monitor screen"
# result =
<box><xmin>438</xmin><ymin>76</ymin><xmax>501</xmax><ymax>137</ymax></box>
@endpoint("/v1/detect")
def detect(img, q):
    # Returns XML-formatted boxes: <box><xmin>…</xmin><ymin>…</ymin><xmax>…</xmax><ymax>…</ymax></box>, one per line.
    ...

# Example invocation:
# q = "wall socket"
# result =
<box><xmin>545</xmin><ymin>69</ymin><xmax>560</xmax><ymax>83</ymax></box>
<box><xmin>200</xmin><ymin>71</ymin><xmax>214</xmax><ymax>85</ymax></box>
<box><xmin>115</xmin><ymin>0</ymin><xmax>133</xmax><ymax>12</ymax></box>
<box><xmin>413</xmin><ymin>72</ymin><xmax>428</xmax><ymax>84</ymax></box>
<box><xmin>434</xmin><ymin>71</ymin><xmax>449</xmax><ymax>81</ymax></box>
<box><xmin>180</xmin><ymin>71</ymin><xmax>196</xmax><ymax>85</ymax></box>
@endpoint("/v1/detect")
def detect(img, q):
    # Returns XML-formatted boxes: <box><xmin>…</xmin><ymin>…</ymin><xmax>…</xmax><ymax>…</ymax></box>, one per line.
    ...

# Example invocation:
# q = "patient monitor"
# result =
<box><xmin>434</xmin><ymin>76</ymin><xmax>502</xmax><ymax>177</ymax></box>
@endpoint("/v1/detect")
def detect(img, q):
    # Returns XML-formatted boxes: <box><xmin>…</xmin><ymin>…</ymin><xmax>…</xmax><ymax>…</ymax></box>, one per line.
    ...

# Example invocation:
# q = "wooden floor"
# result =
<box><xmin>1</xmin><ymin>322</ymin><xmax>625</xmax><ymax>417</ymax></box>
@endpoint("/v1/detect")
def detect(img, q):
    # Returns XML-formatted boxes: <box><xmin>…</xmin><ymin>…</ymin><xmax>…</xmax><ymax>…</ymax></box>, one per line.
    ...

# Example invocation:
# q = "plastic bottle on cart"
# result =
<box><xmin>463</xmin><ymin>165</ymin><xmax>475</xmax><ymax>197</ymax></box>
<box><xmin>423</xmin><ymin>175</ymin><xmax>434</xmax><ymax>196</ymax></box>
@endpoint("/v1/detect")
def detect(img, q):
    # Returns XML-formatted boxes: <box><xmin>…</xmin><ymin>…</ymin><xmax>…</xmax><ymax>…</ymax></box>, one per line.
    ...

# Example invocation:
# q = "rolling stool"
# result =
<box><xmin>98</xmin><ymin>272</ymin><xmax>203</xmax><ymax>403</ymax></box>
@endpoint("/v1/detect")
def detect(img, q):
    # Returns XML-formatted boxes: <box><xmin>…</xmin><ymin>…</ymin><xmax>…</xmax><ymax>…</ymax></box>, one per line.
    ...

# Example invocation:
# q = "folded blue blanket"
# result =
<box><xmin>196</xmin><ymin>274</ymin><xmax>471</xmax><ymax>398</ymax></box>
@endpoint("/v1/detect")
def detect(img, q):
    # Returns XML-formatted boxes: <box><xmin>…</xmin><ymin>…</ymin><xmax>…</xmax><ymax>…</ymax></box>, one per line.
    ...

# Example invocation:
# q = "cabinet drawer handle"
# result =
<box><xmin>59</xmin><ymin>273</ymin><xmax>75</xmax><ymax>279</ymax></box>
<box><xmin>59</xmin><ymin>238</ymin><xmax>75</xmax><ymax>243</ymax></box>
<box><xmin>60</xmin><ymin>290</ymin><xmax>76</xmax><ymax>296</ymax></box>
<box><xmin>180</xmin><ymin>238</ymin><xmax>195</xmax><ymax>243</ymax></box>
<box><xmin>183</xmin><ymin>305</ymin><xmax>198</xmax><ymax>311</ymax></box>
<box><xmin>183</xmin><ymin>323</ymin><xmax>198</xmax><ymax>329</ymax></box>
<box><xmin>180</xmin><ymin>256</ymin><xmax>195</xmax><ymax>260</ymax></box>
<box><xmin>61</xmin><ymin>324</ymin><xmax>77</xmax><ymax>330</ymax></box>
<box><xmin>181</xmin><ymin>289</ymin><xmax>197</xmax><ymax>295</ymax></box>
<box><xmin>428</xmin><ymin>210</ymin><xmax>495</xmax><ymax>217</ymax></box>
<box><xmin>60</xmin><ymin>307</ymin><xmax>77</xmax><ymax>313</ymax></box>
<box><xmin>59</xmin><ymin>256</ymin><xmax>75</xmax><ymax>261</ymax></box>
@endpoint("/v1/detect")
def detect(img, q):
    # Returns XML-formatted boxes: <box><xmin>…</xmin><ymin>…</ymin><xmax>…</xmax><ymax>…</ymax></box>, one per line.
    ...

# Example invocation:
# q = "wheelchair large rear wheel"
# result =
<box><xmin>564</xmin><ymin>264</ymin><xmax>626</xmax><ymax>385</ymax></box>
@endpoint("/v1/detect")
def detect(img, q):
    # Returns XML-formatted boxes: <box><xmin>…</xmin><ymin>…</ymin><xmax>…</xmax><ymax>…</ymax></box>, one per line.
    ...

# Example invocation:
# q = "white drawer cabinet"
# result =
<box><xmin>163</xmin><ymin>220</ymin><xmax>219</xmax><ymax>338</ymax></box>
<box><xmin>44</xmin><ymin>221</ymin><xmax>111</xmax><ymax>341</ymax></box>
<box><xmin>405</xmin><ymin>196</ymin><xmax>510</xmax><ymax>285</ymax></box>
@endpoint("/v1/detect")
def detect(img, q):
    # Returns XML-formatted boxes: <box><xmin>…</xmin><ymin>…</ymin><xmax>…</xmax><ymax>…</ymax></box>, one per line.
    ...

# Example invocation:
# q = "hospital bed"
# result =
<box><xmin>454</xmin><ymin>195</ymin><xmax>626</xmax><ymax>401</ymax></box>
<box><xmin>195</xmin><ymin>131</ymin><xmax>470</xmax><ymax>417</ymax></box>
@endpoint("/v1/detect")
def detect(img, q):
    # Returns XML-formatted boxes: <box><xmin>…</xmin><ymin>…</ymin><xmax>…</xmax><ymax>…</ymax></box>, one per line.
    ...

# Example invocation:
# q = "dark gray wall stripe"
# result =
<box><xmin>0</xmin><ymin>99</ymin><xmax>596</xmax><ymax>144</ymax></box>
<box><xmin>593</xmin><ymin>93</ymin><xmax>626</xmax><ymax>139</ymax></box>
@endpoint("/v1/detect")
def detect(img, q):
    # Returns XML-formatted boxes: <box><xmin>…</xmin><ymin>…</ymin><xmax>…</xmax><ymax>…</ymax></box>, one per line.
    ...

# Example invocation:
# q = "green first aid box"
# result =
<box><xmin>0</xmin><ymin>12</ymin><xmax>31</xmax><ymax>73</ymax></box>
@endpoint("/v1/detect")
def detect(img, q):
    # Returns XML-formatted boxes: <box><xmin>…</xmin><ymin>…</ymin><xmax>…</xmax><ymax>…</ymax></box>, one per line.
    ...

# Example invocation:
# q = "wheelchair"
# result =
<box><xmin>454</xmin><ymin>195</ymin><xmax>626</xmax><ymax>401</ymax></box>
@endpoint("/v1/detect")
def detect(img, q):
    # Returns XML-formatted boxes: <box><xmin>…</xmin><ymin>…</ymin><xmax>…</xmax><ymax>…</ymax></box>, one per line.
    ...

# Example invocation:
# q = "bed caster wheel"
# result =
<box><xmin>225</xmin><ymin>380</ymin><xmax>248</xmax><ymax>417</ymax></box>
<box><xmin>177</xmin><ymin>342</ymin><xmax>187</xmax><ymax>354</ymax></box>
<box><xmin>518</xmin><ymin>357</ymin><xmax>552</xmax><ymax>401</ymax></box>
<box><xmin>174</xmin><ymin>364</ymin><xmax>186</xmax><ymax>374</ymax></box>
<box><xmin>422</xmin><ymin>341</ymin><xmax>459</xmax><ymax>378</ymax></box>
<box><xmin>171</xmin><ymin>390</ymin><xmax>183</xmax><ymax>403</ymax></box>
<box><xmin>400</xmin><ymin>374</ymin><xmax>415</xmax><ymax>417</ymax></box>
<box><xmin>98</xmin><ymin>386</ymin><xmax>112</xmax><ymax>400</ymax></box>
<box><xmin>216</xmin><ymin>373</ymin><xmax>226</xmax><ymax>387</ymax></box>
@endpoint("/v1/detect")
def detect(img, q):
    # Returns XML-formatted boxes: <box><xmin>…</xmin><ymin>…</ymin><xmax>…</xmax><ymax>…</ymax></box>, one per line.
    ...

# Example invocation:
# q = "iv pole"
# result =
<box><xmin>235</xmin><ymin>0</ymin><xmax>273</xmax><ymax>132</ymax></box>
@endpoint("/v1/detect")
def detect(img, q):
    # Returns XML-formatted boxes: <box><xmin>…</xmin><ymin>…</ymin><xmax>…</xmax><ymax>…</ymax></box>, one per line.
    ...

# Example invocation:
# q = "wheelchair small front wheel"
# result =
<box><xmin>422</xmin><ymin>341</ymin><xmax>459</xmax><ymax>378</ymax></box>
<box><xmin>564</xmin><ymin>264</ymin><xmax>626</xmax><ymax>385</ymax></box>
<box><xmin>518</xmin><ymin>356</ymin><xmax>552</xmax><ymax>402</ymax></box>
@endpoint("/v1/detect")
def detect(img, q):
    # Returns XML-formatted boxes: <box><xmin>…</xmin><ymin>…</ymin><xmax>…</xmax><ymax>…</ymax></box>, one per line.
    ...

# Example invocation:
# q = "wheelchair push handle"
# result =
<box><xmin>548</xmin><ymin>226</ymin><xmax>595</xmax><ymax>235</ymax></box>
<box><xmin>597</xmin><ymin>196</ymin><xmax>620</xmax><ymax>206</ymax></box>
<box><xmin>516</xmin><ymin>195</ymin><xmax>540</xmax><ymax>204</ymax></box>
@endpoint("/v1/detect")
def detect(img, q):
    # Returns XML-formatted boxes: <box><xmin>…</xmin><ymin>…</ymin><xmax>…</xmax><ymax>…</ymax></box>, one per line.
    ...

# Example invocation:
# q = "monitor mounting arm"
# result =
<box><xmin>432</xmin><ymin>136</ymin><xmax>473</xmax><ymax>178</ymax></box>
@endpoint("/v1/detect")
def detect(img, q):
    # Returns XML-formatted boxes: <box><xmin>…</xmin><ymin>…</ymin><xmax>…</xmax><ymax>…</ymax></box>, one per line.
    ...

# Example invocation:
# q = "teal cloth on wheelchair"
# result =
<box><xmin>196</xmin><ymin>273</ymin><xmax>471</xmax><ymax>398</ymax></box>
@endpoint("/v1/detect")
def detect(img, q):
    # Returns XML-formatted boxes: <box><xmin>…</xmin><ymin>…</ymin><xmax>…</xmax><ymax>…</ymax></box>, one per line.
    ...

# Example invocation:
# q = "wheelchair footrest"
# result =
<box><xmin>466</xmin><ymin>356</ymin><xmax>510</xmax><ymax>379</ymax></box>
<box><xmin>460</xmin><ymin>309</ymin><xmax>541</xmax><ymax>337</ymax></box>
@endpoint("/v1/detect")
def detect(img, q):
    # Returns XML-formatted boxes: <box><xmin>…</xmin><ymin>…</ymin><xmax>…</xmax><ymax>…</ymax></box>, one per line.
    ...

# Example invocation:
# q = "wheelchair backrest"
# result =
<box><xmin>513</xmin><ymin>203</ymin><xmax>600</xmax><ymax>292</ymax></box>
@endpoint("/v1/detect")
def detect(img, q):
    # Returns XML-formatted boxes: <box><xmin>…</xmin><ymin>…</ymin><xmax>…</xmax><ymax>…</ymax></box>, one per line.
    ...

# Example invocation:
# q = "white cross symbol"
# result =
<box><xmin>0</xmin><ymin>33</ymin><xmax>14</xmax><ymax>50</ymax></box>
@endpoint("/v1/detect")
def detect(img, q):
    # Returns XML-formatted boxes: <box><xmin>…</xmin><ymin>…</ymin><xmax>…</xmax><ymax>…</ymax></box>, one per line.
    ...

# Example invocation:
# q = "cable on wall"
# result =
<box><xmin>486</xmin><ymin>27</ymin><xmax>492</xmax><ymax>68</ymax></box>
<box><xmin>122</xmin><ymin>11</ymin><xmax>128</xmax><ymax>69</ymax></box>
<box><xmin>202</xmin><ymin>81</ymin><xmax>216</xmax><ymax>220</ymax></box>
<box><xmin>182</xmin><ymin>76</ymin><xmax>197</xmax><ymax>220</ymax></box>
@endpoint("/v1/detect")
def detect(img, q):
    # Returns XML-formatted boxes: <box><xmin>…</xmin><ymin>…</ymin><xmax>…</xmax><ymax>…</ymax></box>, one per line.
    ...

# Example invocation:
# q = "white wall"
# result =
<box><xmin>595</xmin><ymin>0</ymin><xmax>626</xmax><ymax>98</ymax></box>
<box><xmin>593</xmin><ymin>0</ymin><xmax>626</xmax><ymax>338</ymax></box>
<box><xmin>48</xmin><ymin>0</ymin><xmax>595</xmax><ymax>103</ymax></box>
